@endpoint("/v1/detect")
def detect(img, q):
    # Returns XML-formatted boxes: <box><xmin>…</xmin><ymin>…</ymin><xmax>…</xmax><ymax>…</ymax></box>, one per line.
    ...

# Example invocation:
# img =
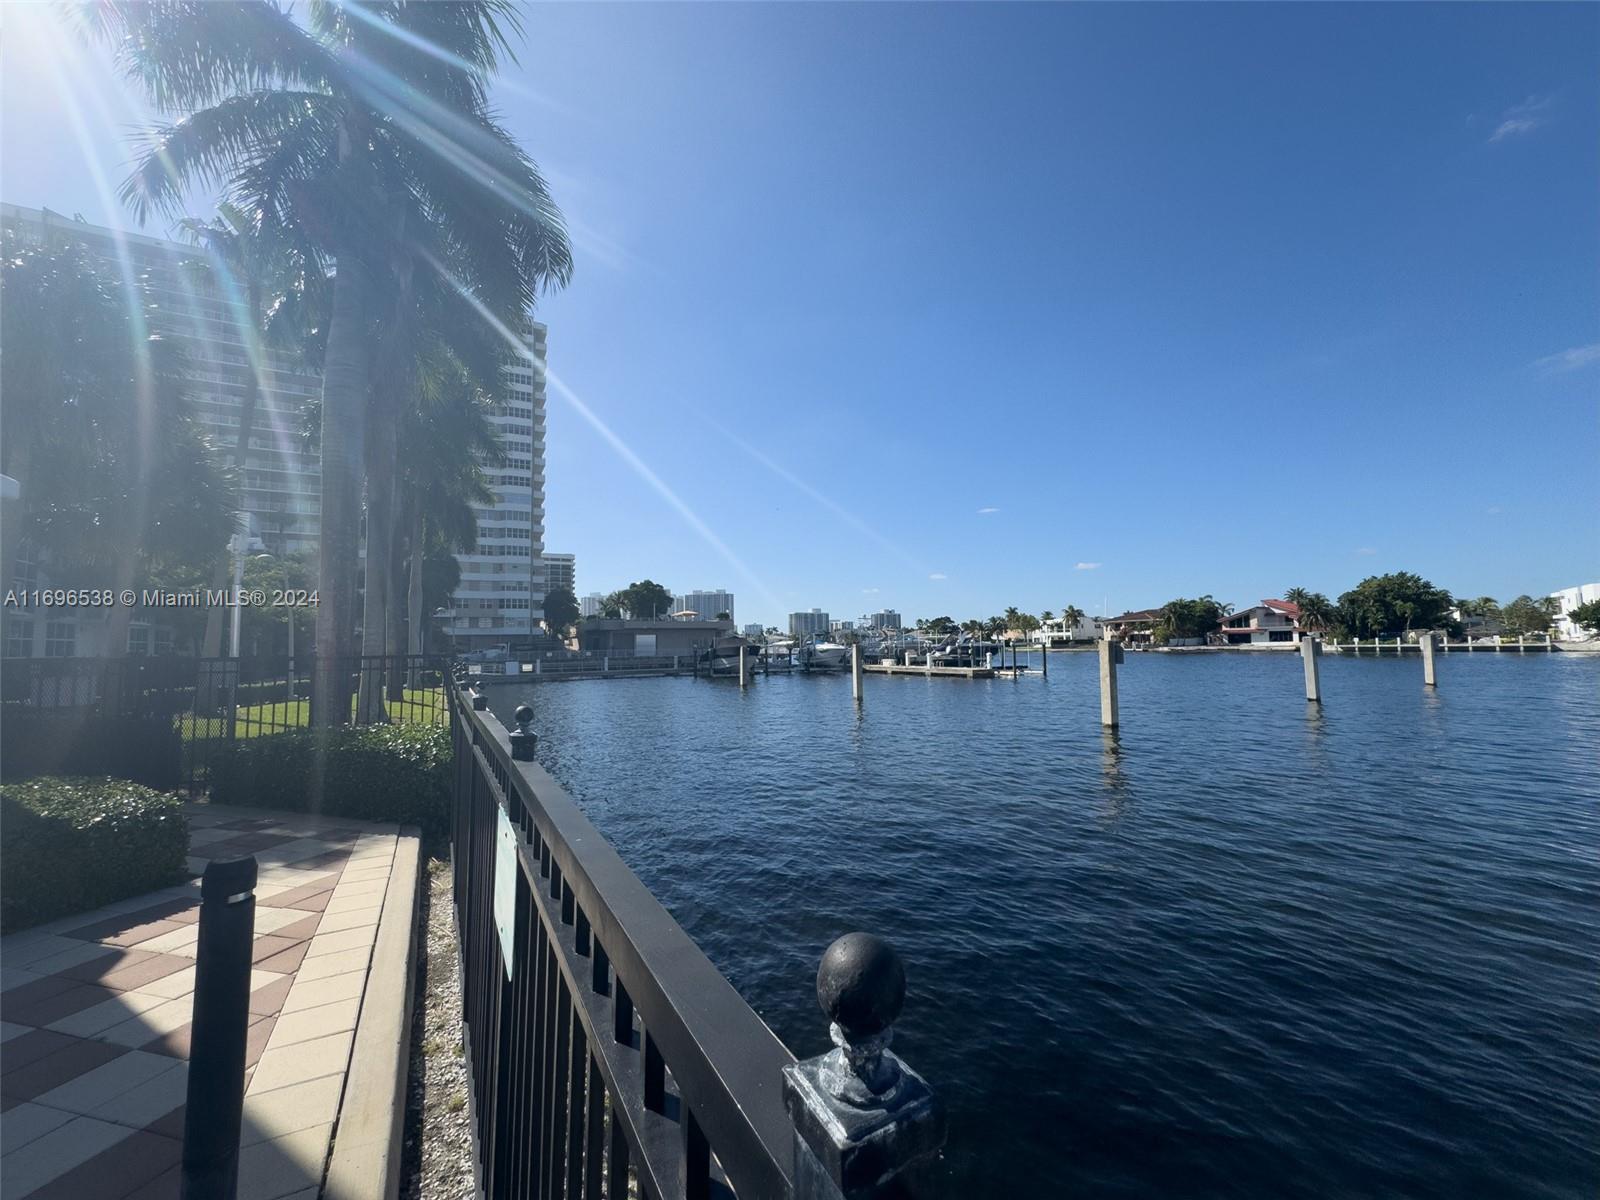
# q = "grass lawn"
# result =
<box><xmin>178</xmin><ymin>687</ymin><xmax>445</xmax><ymax>742</ymax></box>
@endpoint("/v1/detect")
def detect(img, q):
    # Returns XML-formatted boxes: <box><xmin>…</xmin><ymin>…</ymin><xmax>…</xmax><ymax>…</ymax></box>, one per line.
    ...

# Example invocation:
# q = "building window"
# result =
<box><xmin>11</xmin><ymin>544</ymin><xmax>39</xmax><ymax>591</ymax></box>
<box><xmin>4</xmin><ymin>617</ymin><xmax>34</xmax><ymax>658</ymax></box>
<box><xmin>128</xmin><ymin>625</ymin><xmax>150</xmax><ymax>656</ymax></box>
<box><xmin>1269</xmin><ymin>630</ymin><xmax>1293</xmax><ymax>643</ymax></box>
<box><xmin>44</xmin><ymin>620</ymin><xmax>76</xmax><ymax>658</ymax></box>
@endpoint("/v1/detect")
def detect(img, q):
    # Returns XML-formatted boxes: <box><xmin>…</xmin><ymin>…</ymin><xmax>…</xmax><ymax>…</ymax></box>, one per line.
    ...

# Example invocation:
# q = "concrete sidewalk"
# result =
<box><xmin>1</xmin><ymin>803</ymin><xmax>419</xmax><ymax>1200</ymax></box>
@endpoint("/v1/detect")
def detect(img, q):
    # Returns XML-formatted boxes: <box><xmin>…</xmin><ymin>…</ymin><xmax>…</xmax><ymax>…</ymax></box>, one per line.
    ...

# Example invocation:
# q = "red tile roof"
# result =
<box><xmin>1262</xmin><ymin>599</ymin><xmax>1301</xmax><ymax>617</ymax></box>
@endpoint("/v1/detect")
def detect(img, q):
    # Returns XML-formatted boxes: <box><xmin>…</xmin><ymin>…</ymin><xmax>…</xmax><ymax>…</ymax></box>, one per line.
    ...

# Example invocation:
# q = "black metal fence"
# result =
<box><xmin>450</xmin><ymin>682</ymin><xmax>802</xmax><ymax>1199</ymax></box>
<box><xmin>0</xmin><ymin>654</ymin><xmax>447</xmax><ymax>793</ymax></box>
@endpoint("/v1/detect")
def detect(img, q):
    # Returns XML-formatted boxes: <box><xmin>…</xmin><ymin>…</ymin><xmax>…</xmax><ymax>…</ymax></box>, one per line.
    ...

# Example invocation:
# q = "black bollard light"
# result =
<box><xmin>181</xmin><ymin>856</ymin><xmax>257</xmax><ymax>1200</ymax></box>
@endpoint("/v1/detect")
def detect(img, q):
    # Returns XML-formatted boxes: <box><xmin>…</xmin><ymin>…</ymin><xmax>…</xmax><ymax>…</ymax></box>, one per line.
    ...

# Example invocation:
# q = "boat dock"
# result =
<box><xmin>862</xmin><ymin>662</ymin><xmax>999</xmax><ymax>679</ymax></box>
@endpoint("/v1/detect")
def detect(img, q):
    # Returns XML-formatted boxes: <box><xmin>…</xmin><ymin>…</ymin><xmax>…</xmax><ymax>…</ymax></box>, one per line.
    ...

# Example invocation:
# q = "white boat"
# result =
<box><xmin>930</xmin><ymin>638</ymin><xmax>1002</xmax><ymax>668</ymax></box>
<box><xmin>797</xmin><ymin>639</ymin><xmax>850</xmax><ymax>671</ymax></box>
<box><xmin>699</xmin><ymin>635</ymin><xmax>760</xmax><ymax>676</ymax></box>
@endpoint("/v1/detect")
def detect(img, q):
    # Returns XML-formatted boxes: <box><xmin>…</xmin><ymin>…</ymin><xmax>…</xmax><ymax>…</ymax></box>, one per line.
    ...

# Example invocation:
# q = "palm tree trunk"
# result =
<box><xmin>386</xmin><ymin>540</ymin><xmax>406</xmax><ymax>703</ymax></box>
<box><xmin>406</xmin><ymin>503</ymin><xmax>424</xmax><ymax>685</ymax></box>
<box><xmin>356</xmin><ymin>403</ymin><xmax>395</xmax><ymax>723</ymax></box>
<box><xmin>199</xmin><ymin>286</ymin><xmax>262</xmax><ymax>702</ymax></box>
<box><xmin>311</xmin><ymin>248</ymin><xmax>369</xmax><ymax>729</ymax></box>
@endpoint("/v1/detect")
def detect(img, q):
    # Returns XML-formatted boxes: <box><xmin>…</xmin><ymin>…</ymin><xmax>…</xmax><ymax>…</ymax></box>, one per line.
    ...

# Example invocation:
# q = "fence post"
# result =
<box><xmin>782</xmin><ymin>933</ymin><xmax>945</xmax><ymax>1200</ymax></box>
<box><xmin>181</xmin><ymin>857</ymin><xmax>257</xmax><ymax>1200</ymax></box>
<box><xmin>1302</xmin><ymin>635</ymin><xmax>1322</xmax><ymax>703</ymax></box>
<box><xmin>509</xmin><ymin>704</ymin><xmax>538</xmax><ymax>761</ymax></box>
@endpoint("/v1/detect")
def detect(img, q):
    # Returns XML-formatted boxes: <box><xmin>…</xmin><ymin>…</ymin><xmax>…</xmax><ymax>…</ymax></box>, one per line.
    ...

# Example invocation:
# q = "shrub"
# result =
<box><xmin>1</xmin><ymin>776</ymin><xmax>189</xmax><ymax>933</ymax></box>
<box><xmin>209</xmin><ymin>723</ymin><xmax>452</xmax><ymax>838</ymax></box>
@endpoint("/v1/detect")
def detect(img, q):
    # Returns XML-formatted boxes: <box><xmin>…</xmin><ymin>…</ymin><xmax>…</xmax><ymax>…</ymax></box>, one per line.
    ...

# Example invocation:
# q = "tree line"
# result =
<box><xmin>902</xmin><ymin>573</ymin><xmax>1586</xmax><ymax>644</ymax></box>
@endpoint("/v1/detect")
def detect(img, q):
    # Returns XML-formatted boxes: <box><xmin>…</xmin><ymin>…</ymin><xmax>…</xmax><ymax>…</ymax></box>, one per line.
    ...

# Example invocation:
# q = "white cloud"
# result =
<box><xmin>1355</xmin><ymin>547</ymin><xmax>1377</xmax><ymax>556</ymax></box>
<box><xmin>928</xmin><ymin>572</ymin><xmax>948</xmax><ymax>581</ymax></box>
<box><xmin>977</xmin><ymin>506</ymin><xmax>999</xmax><ymax>515</ymax></box>
<box><xmin>1486</xmin><ymin>505</ymin><xmax>1503</xmax><ymax>515</ymax></box>
<box><xmin>1490</xmin><ymin>94</ymin><xmax>1552</xmax><ymax>143</ymax></box>
<box><xmin>862</xmin><ymin>587</ymin><xmax>880</xmax><ymax>594</ymax></box>
<box><xmin>1533</xmin><ymin>342</ymin><xmax>1600</xmax><ymax>374</ymax></box>
<box><xmin>1074</xmin><ymin>562</ymin><xmax>1102</xmax><ymax>571</ymax></box>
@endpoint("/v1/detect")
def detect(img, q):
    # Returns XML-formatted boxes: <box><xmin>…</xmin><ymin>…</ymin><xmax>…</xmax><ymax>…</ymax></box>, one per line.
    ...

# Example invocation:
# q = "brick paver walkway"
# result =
<box><xmin>1</xmin><ymin>804</ymin><xmax>407</xmax><ymax>1200</ymax></box>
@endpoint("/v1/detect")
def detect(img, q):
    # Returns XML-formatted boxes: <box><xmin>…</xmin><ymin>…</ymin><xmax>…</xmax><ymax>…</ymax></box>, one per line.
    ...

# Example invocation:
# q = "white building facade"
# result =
<box><xmin>1550</xmin><ymin>583</ymin><xmax>1600</xmax><ymax>641</ymax></box>
<box><xmin>444</xmin><ymin>321</ymin><xmax>548</xmax><ymax>651</ymax></box>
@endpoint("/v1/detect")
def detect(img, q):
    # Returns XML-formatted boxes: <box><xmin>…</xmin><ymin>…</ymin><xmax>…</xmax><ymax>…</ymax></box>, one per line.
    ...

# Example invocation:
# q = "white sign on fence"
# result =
<box><xmin>494</xmin><ymin>802</ymin><xmax>518</xmax><ymax>979</ymax></box>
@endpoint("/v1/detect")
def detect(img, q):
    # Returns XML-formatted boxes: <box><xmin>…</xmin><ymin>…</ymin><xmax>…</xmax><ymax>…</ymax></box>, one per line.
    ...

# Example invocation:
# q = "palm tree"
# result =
<box><xmin>1284</xmin><ymin>586</ymin><xmax>1312</xmax><ymax>608</ymax></box>
<box><xmin>360</xmin><ymin>236</ymin><xmax>510</xmax><ymax>720</ymax></box>
<box><xmin>390</xmin><ymin>340</ymin><xmax>503</xmax><ymax>698</ymax></box>
<box><xmin>1298</xmin><ymin>592</ymin><xmax>1334</xmax><ymax>632</ymax></box>
<box><xmin>1061</xmin><ymin>605</ymin><xmax>1086</xmax><ymax>639</ymax></box>
<box><xmin>93</xmin><ymin>0</ymin><xmax>573</xmax><ymax>725</ymax></box>
<box><xmin>179</xmin><ymin>201</ymin><xmax>323</xmax><ymax>659</ymax></box>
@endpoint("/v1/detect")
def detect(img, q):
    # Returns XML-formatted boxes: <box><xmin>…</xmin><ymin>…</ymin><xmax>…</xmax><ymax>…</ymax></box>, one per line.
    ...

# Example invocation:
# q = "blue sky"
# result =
<box><xmin>3</xmin><ymin>3</ymin><xmax>1595</xmax><ymax>627</ymax></box>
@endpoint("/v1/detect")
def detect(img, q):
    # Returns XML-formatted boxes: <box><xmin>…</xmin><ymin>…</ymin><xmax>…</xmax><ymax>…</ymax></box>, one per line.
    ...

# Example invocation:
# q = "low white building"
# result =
<box><xmin>1550</xmin><ymin>583</ymin><xmax>1600</xmax><ymax>641</ymax></box>
<box><xmin>1032</xmin><ymin>613</ymin><xmax>1103</xmax><ymax>646</ymax></box>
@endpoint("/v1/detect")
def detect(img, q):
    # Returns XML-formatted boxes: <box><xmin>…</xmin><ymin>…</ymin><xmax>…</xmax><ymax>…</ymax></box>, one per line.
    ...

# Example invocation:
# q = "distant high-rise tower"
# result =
<box><xmin>542</xmin><ymin>553</ymin><xmax>575</xmax><ymax>597</ymax></box>
<box><xmin>446</xmin><ymin>320</ymin><xmax>547</xmax><ymax>650</ymax></box>
<box><xmin>673</xmin><ymin>589</ymin><xmax>735</xmax><ymax>623</ymax></box>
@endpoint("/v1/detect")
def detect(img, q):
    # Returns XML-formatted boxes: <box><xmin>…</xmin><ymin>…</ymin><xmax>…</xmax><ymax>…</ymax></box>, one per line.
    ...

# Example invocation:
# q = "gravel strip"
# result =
<box><xmin>400</xmin><ymin>855</ymin><xmax>475</xmax><ymax>1200</ymax></box>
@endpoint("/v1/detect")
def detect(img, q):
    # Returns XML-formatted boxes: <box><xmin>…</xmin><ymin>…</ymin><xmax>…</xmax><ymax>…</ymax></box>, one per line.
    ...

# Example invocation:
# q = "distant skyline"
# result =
<box><xmin>2</xmin><ymin>3</ymin><xmax>1595</xmax><ymax>628</ymax></box>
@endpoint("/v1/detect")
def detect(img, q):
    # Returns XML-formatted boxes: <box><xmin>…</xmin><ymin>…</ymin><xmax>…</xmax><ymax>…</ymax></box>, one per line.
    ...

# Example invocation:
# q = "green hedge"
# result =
<box><xmin>1</xmin><ymin>777</ymin><xmax>189</xmax><ymax>933</ymax></box>
<box><xmin>209</xmin><ymin>723</ymin><xmax>452</xmax><ymax>838</ymax></box>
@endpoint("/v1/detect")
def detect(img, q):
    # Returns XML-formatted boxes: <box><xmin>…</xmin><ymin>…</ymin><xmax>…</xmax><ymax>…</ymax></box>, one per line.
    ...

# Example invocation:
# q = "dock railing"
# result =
<box><xmin>449</xmin><ymin>679</ymin><xmax>944</xmax><ymax>1199</ymax></box>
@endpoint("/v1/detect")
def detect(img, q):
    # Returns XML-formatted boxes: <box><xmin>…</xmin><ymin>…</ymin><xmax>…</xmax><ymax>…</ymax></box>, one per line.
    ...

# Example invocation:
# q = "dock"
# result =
<box><xmin>862</xmin><ymin>662</ymin><xmax>998</xmax><ymax>679</ymax></box>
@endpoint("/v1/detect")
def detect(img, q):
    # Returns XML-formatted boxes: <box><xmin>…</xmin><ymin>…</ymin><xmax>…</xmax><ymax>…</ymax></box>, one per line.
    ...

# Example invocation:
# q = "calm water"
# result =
<box><xmin>492</xmin><ymin>652</ymin><xmax>1599</xmax><ymax>1199</ymax></box>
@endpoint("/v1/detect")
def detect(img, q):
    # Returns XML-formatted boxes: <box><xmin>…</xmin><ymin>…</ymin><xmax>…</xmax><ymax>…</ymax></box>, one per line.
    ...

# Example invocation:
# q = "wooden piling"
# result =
<box><xmin>738</xmin><ymin>644</ymin><xmax>748</xmax><ymax>688</ymax></box>
<box><xmin>1302</xmin><ymin>635</ymin><xmax>1322</xmax><ymax>703</ymax></box>
<box><xmin>1420</xmin><ymin>630</ymin><xmax>1437</xmax><ymax>687</ymax></box>
<box><xmin>1098</xmin><ymin>636</ymin><xmax>1121</xmax><ymax>729</ymax></box>
<box><xmin>851</xmin><ymin>643</ymin><xmax>863</xmax><ymax>705</ymax></box>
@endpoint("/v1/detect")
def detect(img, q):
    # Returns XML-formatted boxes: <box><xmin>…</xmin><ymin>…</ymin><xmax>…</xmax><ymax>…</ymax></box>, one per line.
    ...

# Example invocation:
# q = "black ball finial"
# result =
<box><xmin>816</xmin><ymin>932</ymin><xmax>905</xmax><ymax>1039</ymax></box>
<box><xmin>514</xmin><ymin>704</ymin><xmax>533</xmax><ymax>729</ymax></box>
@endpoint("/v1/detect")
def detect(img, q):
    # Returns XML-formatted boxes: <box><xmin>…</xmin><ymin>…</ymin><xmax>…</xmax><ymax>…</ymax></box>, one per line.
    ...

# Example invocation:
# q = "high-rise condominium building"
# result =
<box><xmin>580</xmin><ymin>593</ymin><xmax>605</xmax><ymax>618</ymax></box>
<box><xmin>673</xmin><ymin>589</ymin><xmax>735</xmax><ymax>623</ymax></box>
<box><xmin>1</xmin><ymin>204</ymin><xmax>323</xmax><ymax>558</ymax></box>
<box><xmin>866</xmin><ymin>609</ymin><xmax>903</xmax><ymax>630</ymax></box>
<box><xmin>542</xmin><ymin>553</ymin><xmax>575</xmax><ymax>598</ymax></box>
<box><xmin>445</xmin><ymin>321</ymin><xmax>548</xmax><ymax>651</ymax></box>
<box><xmin>789</xmin><ymin>608</ymin><xmax>831</xmax><ymax>637</ymax></box>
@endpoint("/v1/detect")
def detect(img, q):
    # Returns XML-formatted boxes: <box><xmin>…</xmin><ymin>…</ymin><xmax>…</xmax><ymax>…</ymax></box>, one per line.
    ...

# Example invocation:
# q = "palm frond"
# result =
<box><xmin>123</xmin><ymin>89</ymin><xmax>338</xmax><ymax>222</ymax></box>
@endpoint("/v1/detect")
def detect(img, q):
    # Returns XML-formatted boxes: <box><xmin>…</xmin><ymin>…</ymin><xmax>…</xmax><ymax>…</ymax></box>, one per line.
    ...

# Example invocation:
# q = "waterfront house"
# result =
<box><xmin>1550</xmin><ymin>583</ymin><xmax>1600</xmax><ymax>642</ymax></box>
<box><xmin>1101</xmin><ymin>609</ymin><xmax>1161</xmax><ymax>645</ymax></box>
<box><xmin>1219</xmin><ymin>599</ymin><xmax>1302</xmax><ymax>645</ymax></box>
<box><xmin>1032</xmin><ymin>613</ymin><xmax>1104</xmax><ymax>647</ymax></box>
